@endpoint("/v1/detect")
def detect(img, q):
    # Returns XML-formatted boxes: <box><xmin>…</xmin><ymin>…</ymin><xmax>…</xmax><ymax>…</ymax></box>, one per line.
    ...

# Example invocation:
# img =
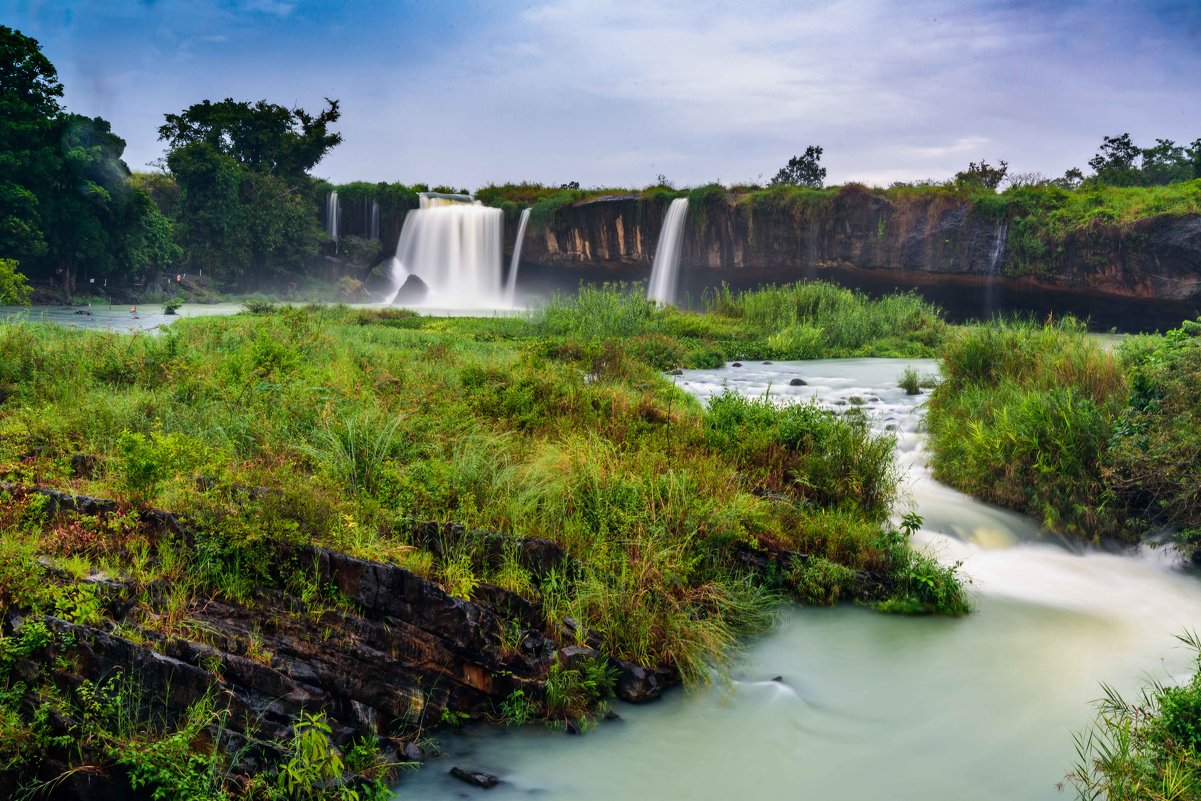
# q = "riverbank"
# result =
<box><xmin>402</xmin><ymin>357</ymin><xmax>1201</xmax><ymax>801</ymax></box>
<box><xmin>0</xmin><ymin>284</ymin><xmax>963</xmax><ymax>798</ymax></box>
<box><xmin>924</xmin><ymin>316</ymin><xmax>1201</xmax><ymax>554</ymax></box>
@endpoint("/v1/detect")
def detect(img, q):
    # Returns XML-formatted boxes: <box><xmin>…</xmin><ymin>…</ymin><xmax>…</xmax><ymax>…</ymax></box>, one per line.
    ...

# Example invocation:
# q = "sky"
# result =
<box><xmin>6</xmin><ymin>0</ymin><xmax>1201</xmax><ymax>189</ymax></box>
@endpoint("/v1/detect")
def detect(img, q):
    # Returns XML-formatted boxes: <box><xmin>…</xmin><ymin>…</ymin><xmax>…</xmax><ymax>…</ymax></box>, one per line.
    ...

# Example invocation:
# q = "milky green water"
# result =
<box><xmin>400</xmin><ymin>358</ymin><xmax>1201</xmax><ymax>801</ymax></box>
<box><xmin>0</xmin><ymin>302</ymin><xmax>245</xmax><ymax>332</ymax></box>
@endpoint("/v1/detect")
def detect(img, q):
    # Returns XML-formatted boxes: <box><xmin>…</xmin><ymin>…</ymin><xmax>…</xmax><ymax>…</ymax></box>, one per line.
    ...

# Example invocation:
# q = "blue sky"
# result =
<box><xmin>7</xmin><ymin>0</ymin><xmax>1201</xmax><ymax>189</ymax></box>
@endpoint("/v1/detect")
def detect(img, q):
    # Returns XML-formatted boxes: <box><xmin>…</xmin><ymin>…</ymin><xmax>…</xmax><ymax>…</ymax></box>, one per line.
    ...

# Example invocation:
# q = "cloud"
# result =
<box><xmin>12</xmin><ymin>0</ymin><xmax>1201</xmax><ymax>187</ymax></box>
<box><xmin>237</xmin><ymin>0</ymin><xmax>297</xmax><ymax>17</ymax></box>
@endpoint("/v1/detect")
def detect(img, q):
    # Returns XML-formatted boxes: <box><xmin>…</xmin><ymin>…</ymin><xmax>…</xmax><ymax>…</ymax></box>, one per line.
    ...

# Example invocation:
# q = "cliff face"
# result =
<box><xmin>517</xmin><ymin>187</ymin><xmax>1201</xmax><ymax>302</ymax></box>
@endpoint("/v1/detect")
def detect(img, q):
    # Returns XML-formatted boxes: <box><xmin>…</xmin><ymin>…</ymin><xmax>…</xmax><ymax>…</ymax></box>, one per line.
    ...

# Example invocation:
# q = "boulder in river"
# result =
<box><xmin>392</xmin><ymin>274</ymin><xmax>429</xmax><ymax>304</ymax></box>
<box><xmin>789</xmin><ymin>378</ymin><xmax>806</xmax><ymax>386</ymax></box>
<box><xmin>613</xmin><ymin>658</ymin><xmax>677</xmax><ymax>703</ymax></box>
<box><xmin>450</xmin><ymin>767</ymin><xmax>500</xmax><ymax>788</ymax></box>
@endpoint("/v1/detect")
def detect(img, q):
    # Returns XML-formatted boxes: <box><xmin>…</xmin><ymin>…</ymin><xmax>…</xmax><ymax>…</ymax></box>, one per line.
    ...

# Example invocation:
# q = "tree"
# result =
<box><xmin>158</xmin><ymin>98</ymin><xmax>342</xmax><ymax>179</ymax></box>
<box><xmin>0</xmin><ymin>258</ymin><xmax>31</xmax><ymax>304</ymax></box>
<box><xmin>0</xmin><ymin>27</ymin><xmax>177</xmax><ymax>295</ymax></box>
<box><xmin>954</xmin><ymin>159</ymin><xmax>1008</xmax><ymax>191</ymax></box>
<box><xmin>160</xmin><ymin>98</ymin><xmax>341</xmax><ymax>287</ymax></box>
<box><xmin>1139</xmin><ymin>139</ymin><xmax>1186</xmax><ymax>185</ymax></box>
<box><xmin>771</xmin><ymin>146</ymin><xmax>826</xmax><ymax>188</ymax></box>
<box><xmin>1088</xmin><ymin>133</ymin><xmax>1142</xmax><ymax>186</ymax></box>
<box><xmin>1053</xmin><ymin>167</ymin><xmax>1085</xmax><ymax>190</ymax></box>
<box><xmin>0</xmin><ymin>25</ymin><xmax>63</xmax><ymax>263</ymax></box>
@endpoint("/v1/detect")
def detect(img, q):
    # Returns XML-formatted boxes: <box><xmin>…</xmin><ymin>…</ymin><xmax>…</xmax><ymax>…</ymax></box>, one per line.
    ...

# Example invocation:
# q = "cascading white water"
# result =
<box><xmin>325</xmin><ymin>190</ymin><xmax>339</xmax><ymax>240</ymax></box>
<box><xmin>984</xmin><ymin>219</ymin><xmax>1008</xmax><ymax>316</ymax></box>
<box><xmin>504</xmin><ymin>207</ymin><xmax>532</xmax><ymax>306</ymax></box>
<box><xmin>988</xmin><ymin>219</ymin><xmax>1008</xmax><ymax>275</ymax></box>
<box><xmin>647</xmin><ymin>198</ymin><xmax>689</xmax><ymax>305</ymax></box>
<box><xmin>384</xmin><ymin>193</ymin><xmax>505</xmax><ymax>308</ymax></box>
<box><xmin>370</xmin><ymin>200</ymin><xmax>380</xmax><ymax>241</ymax></box>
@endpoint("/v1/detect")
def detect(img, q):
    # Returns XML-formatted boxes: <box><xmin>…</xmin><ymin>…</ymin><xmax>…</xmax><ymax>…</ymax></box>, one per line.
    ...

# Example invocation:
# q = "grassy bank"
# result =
<box><xmin>0</xmin><ymin>284</ymin><xmax>963</xmax><ymax>797</ymax></box>
<box><xmin>925</xmin><ymin>316</ymin><xmax>1201</xmax><ymax>549</ymax></box>
<box><xmin>1068</xmin><ymin>633</ymin><xmax>1201</xmax><ymax>800</ymax></box>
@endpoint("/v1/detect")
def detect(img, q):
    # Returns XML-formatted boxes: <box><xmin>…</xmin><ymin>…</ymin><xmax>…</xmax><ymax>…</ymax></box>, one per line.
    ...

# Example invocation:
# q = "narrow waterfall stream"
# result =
<box><xmin>504</xmin><ymin>207</ymin><xmax>531</xmax><ymax>306</ymax></box>
<box><xmin>647</xmin><ymin>198</ymin><xmax>689</xmax><ymax>306</ymax></box>
<box><xmin>401</xmin><ymin>358</ymin><xmax>1201</xmax><ymax>801</ymax></box>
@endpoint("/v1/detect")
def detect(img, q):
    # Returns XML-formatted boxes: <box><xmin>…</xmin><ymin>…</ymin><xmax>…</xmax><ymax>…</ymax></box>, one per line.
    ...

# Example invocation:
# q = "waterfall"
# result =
<box><xmin>988</xmin><ymin>219</ymin><xmax>1008</xmax><ymax>275</ymax></box>
<box><xmin>325</xmin><ymin>190</ymin><xmax>339</xmax><ymax>240</ymax></box>
<box><xmin>984</xmin><ymin>219</ymin><xmax>1008</xmax><ymax>318</ymax></box>
<box><xmin>384</xmin><ymin>194</ymin><xmax>505</xmax><ymax>307</ymax></box>
<box><xmin>370</xmin><ymin>200</ymin><xmax>380</xmax><ymax>240</ymax></box>
<box><xmin>647</xmin><ymin>198</ymin><xmax>689</xmax><ymax>305</ymax></box>
<box><xmin>504</xmin><ymin>207</ymin><xmax>531</xmax><ymax>307</ymax></box>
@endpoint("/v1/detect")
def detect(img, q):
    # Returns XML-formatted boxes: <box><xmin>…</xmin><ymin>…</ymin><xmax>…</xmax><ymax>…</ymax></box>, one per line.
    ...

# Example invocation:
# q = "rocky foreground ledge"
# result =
<box><xmin>0</xmin><ymin>485</ymin><xmax>676</xmax><ymax>799</ymax></box>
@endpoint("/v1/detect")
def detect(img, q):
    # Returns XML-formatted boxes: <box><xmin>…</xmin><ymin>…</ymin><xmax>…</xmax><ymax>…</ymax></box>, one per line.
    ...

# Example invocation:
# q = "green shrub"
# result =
<box><xmin>1068</xmin><ymin>633</ymin><xmax>1201</xmax><ymax>800</ymax></box>
<box><xmin>705</xmin><ymin>392</ymin><xmax>897</xmax><ymax>514</ymax></box>
<box><xmin>789</xmin><ymin>557</ymin><xmax>859</xmax><ymax>605</ymax></box>
<box><xmin>927</xmin><ymin>319</ymin><xmax>1128</xmax><ymax>538</ymax></box>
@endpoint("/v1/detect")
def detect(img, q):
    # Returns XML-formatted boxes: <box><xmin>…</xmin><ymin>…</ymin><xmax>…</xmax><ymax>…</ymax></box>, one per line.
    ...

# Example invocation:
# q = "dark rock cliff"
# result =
<box><xmin>516</xmin><ymin>186</ymin><xmax>1201</xmax><ymax>302</ymax></box>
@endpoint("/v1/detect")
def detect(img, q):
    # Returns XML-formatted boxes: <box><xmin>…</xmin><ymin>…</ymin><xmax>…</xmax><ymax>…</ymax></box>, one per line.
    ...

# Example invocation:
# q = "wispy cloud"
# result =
<box><xmin>9</xmin><ymin>0</ymin><xmax>1201</xmax><ymax>186</ymax></box>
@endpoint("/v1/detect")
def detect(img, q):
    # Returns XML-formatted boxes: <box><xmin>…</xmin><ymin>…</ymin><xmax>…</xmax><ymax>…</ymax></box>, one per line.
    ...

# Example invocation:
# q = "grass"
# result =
<box><xmin>1067</xmin><ymin>632</ymin><xmax>1201</xmax><ymax>801</ymax></box>
<box><xmin>0</xmin><ymin>285</ymin><xmax>965</xmax><ymax>795</ymax></box>
<box><xmin>926</xmin><ymin>314</ymin><xmax>1201</xmax><ymax>549</ymax></box>
<box><xmin>926</xmin><ymin>317</ymin><xmax>1129</xmax><ymax>538</ymax></box>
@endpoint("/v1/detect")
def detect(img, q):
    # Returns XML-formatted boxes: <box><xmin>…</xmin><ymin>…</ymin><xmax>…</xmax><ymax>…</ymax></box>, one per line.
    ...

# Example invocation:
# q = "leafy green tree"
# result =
<box><xmin>0</xmin><ymin>257</ymin><xmax>31</xmax><ymax>304</ymax></box>
<box><xmin>1087</xmin><ymin>133</ymin><xmax>1141</xmax><ymax>186</ymax></box>
<box><xmin>160</xmin><ymin>98</ymin><xmax>341</xmax><ymax>287</ymax></box>
<box><xmin>0</xmin><ymin>25</ymin><xmax>62</xmax><ymax>263</ymax></box>
<box><xmin>771</xmin><ymin>146</ymin><xmax>827</xmax><ymax>188</ymax></box>
<box><xmin>159</xmin><ymin>98</ymin><xmax>341</xmax><ymax>179</ymax></box>
<box><xmin>0</xmin><ymin>26</ymin><xmax>179</xmax><ymax>296</ymax></box>
<box><xmin>954</xmin><ymin>159</ymin><xmax>1008</xmax><ymax>191</ymax></box>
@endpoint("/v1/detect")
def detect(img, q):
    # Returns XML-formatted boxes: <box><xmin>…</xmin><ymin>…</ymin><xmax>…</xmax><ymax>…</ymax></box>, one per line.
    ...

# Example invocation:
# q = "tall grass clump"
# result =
<box><xmin>1067</xmin><ymin>632</ymin><xmax>1201</xmax><ymax>801</ymax></box>
<box><xmin>705</xmin><ymin>391</ymin><xmax>898</xmax><ymax>515</ymax></box>
<box><xmin>532</xmin><ymin>284</ymin><xmax>663</xmax><ymax>340</ymax></box>
<box><xmin>704</xmin><ymin>281</ymin><xmax>946</xmax><ymax>358</ymax></box>
<box><xmin>926</xmin><ymin>317</ymin><xmax>1129</xmax><ymax>538</ymax></box>
<box><xmin>1106</xmin><ymin>320</ymin><xmax>1201</xmax><ymax>557</ymax></box>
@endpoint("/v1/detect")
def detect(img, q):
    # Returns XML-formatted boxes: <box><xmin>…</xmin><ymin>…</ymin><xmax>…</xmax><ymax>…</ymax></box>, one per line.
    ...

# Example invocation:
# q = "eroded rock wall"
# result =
<box><xmin>517</xmin><ymin>187</ymin><xmax>1201</xmax><ymax>301</ymax></box>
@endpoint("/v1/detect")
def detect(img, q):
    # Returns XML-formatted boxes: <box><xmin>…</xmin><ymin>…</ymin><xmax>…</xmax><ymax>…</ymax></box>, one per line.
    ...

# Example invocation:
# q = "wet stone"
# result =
<box><xmin>789</xmin><ymin>378</ymin><xmax>806</xmax><ymax>386</ymax></box>
<box><xmin>450</xmin><ymin>767</ymin><xmax>500</xmax><ymax>789</ymax></box>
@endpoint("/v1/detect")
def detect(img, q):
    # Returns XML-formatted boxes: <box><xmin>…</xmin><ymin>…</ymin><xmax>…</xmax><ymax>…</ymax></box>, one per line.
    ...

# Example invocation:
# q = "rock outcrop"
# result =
<box><xmin>1</xmin><ymin>487</ymin><xmax>681</xmax><ymax>799</ymax></box>
<box><xmin>514</xmin><ymin>187</ymin><xmax>1201</xmax><ymax>303</ymax></box>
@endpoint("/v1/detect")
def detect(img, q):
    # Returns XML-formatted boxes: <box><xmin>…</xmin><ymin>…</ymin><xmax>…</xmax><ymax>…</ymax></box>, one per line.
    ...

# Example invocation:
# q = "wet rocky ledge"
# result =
<box><xmin>0</xmin><ymin>484</ymin><xmax>678</xmax><ymax>799</ymax></box>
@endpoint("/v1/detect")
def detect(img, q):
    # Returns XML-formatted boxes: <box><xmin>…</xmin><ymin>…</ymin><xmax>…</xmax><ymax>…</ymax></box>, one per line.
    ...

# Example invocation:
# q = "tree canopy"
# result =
<box><xmin>158</xmin><ymin>98</ymin><xmax>342</xmax><ymax>178</ymax></box>
<box><xmin>771</xmin><ymin>146</ymin><xmax>827</xmax><ymax>188</ymax></box>
<box><xmin>0</xmin><ymin>26</ymin><xmax>179</xmax><ymax>295</ymax></box>
<box><xmin>1084</xmin><ymin>133</ymin><xmax>1201</xmax><ymax>187</ymax></box>
<box><xmin>954</xmin><ymin>159</ymin><xmax>1009</xmax><ymax>191</ymax></box>
<box><xmin>159</xmin><ymin>98</ymin><xmax>342</xmax><ymax>286</ymax></box>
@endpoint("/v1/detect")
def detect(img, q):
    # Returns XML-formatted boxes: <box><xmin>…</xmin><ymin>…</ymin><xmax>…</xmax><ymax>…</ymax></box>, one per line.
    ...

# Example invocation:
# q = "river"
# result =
<box><xmin>0</xmin><ymin>302</ymin><xmax>246</xmax><ymax>332</ymax></box>
<box><xmin>400</xmin><ymin>357</ymin><xmax>1201</xmax><ymax>800</ymax></box>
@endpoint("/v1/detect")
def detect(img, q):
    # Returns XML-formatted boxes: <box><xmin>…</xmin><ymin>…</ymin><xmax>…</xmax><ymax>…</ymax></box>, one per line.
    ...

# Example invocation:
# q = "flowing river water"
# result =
<box><xmin>402</xmin><ymin>357</ymin><xmax>1201</xmax><ymax>801</ymax></box>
